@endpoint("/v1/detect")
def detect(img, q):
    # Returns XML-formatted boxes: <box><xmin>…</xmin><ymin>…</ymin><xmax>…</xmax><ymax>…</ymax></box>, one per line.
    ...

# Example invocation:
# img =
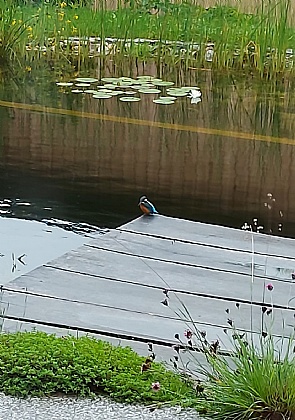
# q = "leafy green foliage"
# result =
<box><xmin>199</xmin><ymin>334</ymin><xmax>295</xmax><ymax>419</ymax></box>
<box><xmin>0</xmin><ymin>331</ymin><xmax>198</xmax><ymax>406</ymax></box>
<box><xmin>0</xmin><ymin>0</ymin><xmax>37</xmax><ymax>64</ymax></box>
<box><xmin>1</xmin><ymin>0</ymin><xmax>294</xmax><ymax>76</ymax></box>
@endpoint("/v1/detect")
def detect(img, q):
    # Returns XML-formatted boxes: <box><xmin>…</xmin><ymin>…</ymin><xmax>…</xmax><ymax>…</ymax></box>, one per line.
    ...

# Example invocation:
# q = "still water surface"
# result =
<box><xmin>1</xmin><ymin>63</ymin><xmax>295</xmax><ymax>238</ymax></box>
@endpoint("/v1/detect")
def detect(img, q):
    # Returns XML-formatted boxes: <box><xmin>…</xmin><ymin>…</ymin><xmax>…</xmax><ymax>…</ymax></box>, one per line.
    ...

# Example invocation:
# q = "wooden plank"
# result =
<box><xmin>46</xmin><ymin>247</ymin><xmax>295</xmax><ymax>309</ymax></box>
<box><xmin>121</xmin><ymin>215</ymin><xmax>295</xmax><ymax>259</ymax></box>
<box><xmin>85</xmin><ymin>229</ymin><xmax>295</xmax><ymax>282</ymax></box>
<box><xmin>6</xmin><ymin>266</ymin><xmax>294</xmax><ymax>342</ymax></box>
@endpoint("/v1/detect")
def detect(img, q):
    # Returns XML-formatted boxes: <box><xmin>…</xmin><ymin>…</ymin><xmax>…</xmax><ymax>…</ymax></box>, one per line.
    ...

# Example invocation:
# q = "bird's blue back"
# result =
<box><xmin>144</xmin><ymin>199</ymin><xmax>158</xmax><ymax>214</ymax></box>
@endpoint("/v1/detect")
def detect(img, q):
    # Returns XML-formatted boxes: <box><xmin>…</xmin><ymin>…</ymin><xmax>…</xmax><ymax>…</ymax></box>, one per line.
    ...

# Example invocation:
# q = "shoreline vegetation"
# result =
<box><xmin>0</xmin><ymin>331</ymin><xmax>200</xmax><ymax>406</ymax></box>
<box><xmin>0</xmin><ymin>0</ymin><xmax>294</xmax><ymax>78</ymax></box>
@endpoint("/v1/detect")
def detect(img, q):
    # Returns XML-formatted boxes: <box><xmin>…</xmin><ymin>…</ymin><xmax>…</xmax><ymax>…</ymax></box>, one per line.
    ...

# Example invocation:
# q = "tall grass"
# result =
<box><xmin>0</xmin><ymin>0</ymin><xmax>37</xmax><ymax>64</ymax></box>
<box><xmin>1</xmin><ymin>0</ymin><xmax>294</xmax><ymax>77</ymax></box>
<box><xmin>199</xmin><ymin>334</ymin><xmax>295</xmax><ymax>419</ymax></box>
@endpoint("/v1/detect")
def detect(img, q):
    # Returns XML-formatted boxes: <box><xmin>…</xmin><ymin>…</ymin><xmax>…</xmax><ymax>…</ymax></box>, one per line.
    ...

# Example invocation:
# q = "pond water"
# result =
<box><xmin>1</xmin><ymin>62</ymin><xmax>295</xmax><ymax>239</ymax></box>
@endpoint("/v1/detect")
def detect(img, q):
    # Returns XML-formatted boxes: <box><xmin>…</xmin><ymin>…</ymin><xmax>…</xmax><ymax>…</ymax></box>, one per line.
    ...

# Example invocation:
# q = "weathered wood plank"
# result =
<box><xmin>86</xmin><ymin>229</ymin><xmax>295</xmax><ymax>282</ymax></box>
<box><xmin>6</xmin><ymin>266</ymin><xmax>294</xmax><ymax>341</ymax></box>
<box><xmin>121</xmin><ymin>215</ymin><xmax>295</xmax><ymax>259</ymax></box>
<box><xmin>46</xmin><ymin>247</ymin><xmax>295</xmax><ymax>309</ymax></box>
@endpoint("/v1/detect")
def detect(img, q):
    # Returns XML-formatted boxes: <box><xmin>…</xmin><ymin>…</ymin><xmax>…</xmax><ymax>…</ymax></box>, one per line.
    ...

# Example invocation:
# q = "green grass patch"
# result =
<box><xmin>0</xmin><ymin>331</ymin><xmax>199</xmax><ymax>407</ymax></box>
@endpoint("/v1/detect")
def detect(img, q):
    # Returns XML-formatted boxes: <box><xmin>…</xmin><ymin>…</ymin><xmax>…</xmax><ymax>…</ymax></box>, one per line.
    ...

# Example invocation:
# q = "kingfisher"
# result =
<box><xmin>138</xmin><ymin>196</ymin><xmax>158</xmax><ymax>215</ymax></box>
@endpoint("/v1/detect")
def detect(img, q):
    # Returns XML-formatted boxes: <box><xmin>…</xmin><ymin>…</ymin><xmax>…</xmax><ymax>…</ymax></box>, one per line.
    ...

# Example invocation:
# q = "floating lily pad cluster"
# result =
<box><xmin>56</xmin><ymin>76</ymin><xmax>202</xmax><ymax>105</ymax></box>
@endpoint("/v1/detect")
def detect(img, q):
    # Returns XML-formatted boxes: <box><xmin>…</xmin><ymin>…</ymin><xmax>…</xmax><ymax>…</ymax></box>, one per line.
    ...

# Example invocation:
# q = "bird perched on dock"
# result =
<box><xmin>138</xmin><ymin>196</ymin><xmax>158</xmax><ymax>215</ymax></box>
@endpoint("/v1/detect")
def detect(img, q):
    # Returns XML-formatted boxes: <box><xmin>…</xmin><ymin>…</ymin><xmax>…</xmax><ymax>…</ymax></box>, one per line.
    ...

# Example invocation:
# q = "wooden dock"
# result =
<box><xmin>1</xmin><ymin>215</ymin><xmax>295</xmax><ymax>357</ymax></box>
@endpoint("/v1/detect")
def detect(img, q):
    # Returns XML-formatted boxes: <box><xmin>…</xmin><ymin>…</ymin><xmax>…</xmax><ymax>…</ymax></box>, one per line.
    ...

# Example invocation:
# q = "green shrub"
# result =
<box><xmin>198</xmin><ymin>334</ymin><xmax>295</xmax><ymax>420</ymax></box>
<box><xmin>0</xmin><ymin>331</ymin><xmax>198</xmax><ymax>407</ymax></box>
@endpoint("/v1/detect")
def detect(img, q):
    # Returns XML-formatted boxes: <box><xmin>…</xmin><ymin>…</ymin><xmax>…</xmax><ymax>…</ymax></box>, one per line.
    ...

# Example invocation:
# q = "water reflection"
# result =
<box><xmin>0</xmin><ymin>216</ymin><xmax>88</xmax><ymax>285</ymax></box>
<box><xmin>1</xmin><ymin>63</ymin><xmax>295</xmax><ymax>237</ymax></box>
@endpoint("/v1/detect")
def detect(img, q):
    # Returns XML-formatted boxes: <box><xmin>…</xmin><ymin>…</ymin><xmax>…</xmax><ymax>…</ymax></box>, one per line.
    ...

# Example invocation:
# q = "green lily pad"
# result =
<box><xmin>152</xmin><ymin>80</ymin><xmax>175</xmax><ymax>86</ymax></box>
<box><xmin>75</xmin><ymin>77</ymin><xmax>98</xmax><ymax>83</ymax></box>
<box><xmin>119</xmin><ymin>77</ymin><xmax>134</xmax><ymax>81</ymax></box>
<box><xmin>117</xmin><ymin>81</ymin><xmax>134</xmax><ymax>86</ymax></box>
<box><xmin>109</xmin><ymin>91</ymin><xmax>123</xmax><ymax>96</ymax></box>
<box><xmin>92</xmin><ymin>93</ymin><xmax>112</xmax><ymax>99</ymax></box>
<box><xmin>127</xmin><ymin>85</ymin><xmax>142</xmax><ymax>90</ymax></box>
<box><xmin>101</xmin><ymin>77</ymin><xmax>119</xmax><ymax>82</ymax></box>
<box><xmin>71</xmin><ymin>89</ymin><xmax>84</xmax><ymax>93</ymax></box>
<box><xmin>84</xmin><ymin>89</ymin><xmax>97</xmax><ymax>94</ymax></box>
<box><xmin>56</xmin><ymin>82</ymin><xmax>73</xmax><ymax>87</ymax></box>
<box><xmin>119</xmin><ymin>96</ymin><xmax>141</xmax><ymax>102</ymax></box>
<box><xmin>160</xmin><ymin>96</ymin><xmax>177</xmax><ymax>100</ymax></box>
<box><xmin>139</xmin><ymin>83</ymin><xmax>155</xmax><ymax>88</ymax></box>
<box><xmin>98</xmin><ymin>89</ymin><xmax>114</xmax><ymax>93</ymax></box>
<box><xmin>167</xmin><ymin>90</ymin><xmax>187</xmax><ymax>97</ymax></box>
<box><xmin>103</xmin><ymin>84</ymin><xmax>119</xmax><ymax>89</ymax></box>
<box><xmin>129</xmin><ymin>80</ymin><xmax>142</xmax><ymax>85</ymax></box>
<box><xmin>75</xmin><ymin>83</ymin><xmax>91</xmax><ymax>87</ymax></box>
<box><xmin>150</xmin><ymin>78</ymin><xmax>163</xmax><ymax>83</ymax></box>
<box><xmin>138</xmin><ymin>88</ymin><xmax>161</xmax><ymax>94</ymax></box>
<box><xmin>153</xmin><ymin>99</ymin><xmax>175</xmax><ymax>105</ymax></box>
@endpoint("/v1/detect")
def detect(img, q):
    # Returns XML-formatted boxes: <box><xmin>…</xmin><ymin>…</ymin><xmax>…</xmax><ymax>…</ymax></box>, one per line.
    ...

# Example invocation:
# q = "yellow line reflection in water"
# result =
<box><xmin>0</xmin><ymin>99</ymin><xmax>294</xmax><ymax>146</ymax></box>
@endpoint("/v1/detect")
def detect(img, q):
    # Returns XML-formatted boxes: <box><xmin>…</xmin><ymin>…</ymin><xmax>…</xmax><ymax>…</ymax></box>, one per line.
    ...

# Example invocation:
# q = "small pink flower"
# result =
<box><xmin>266</xmin><ymin>283</ymin><xmax>274</xmax><ymax>291</ymax></box>
<box><xmin>151</xmin><ymin>382</ymin><xmax>161</xmax><ymax>391</ymax></box>
<box><xmin>184</xmin><ymin>329</ymin><xmax>193</xmax><ymax>339</ymax></box>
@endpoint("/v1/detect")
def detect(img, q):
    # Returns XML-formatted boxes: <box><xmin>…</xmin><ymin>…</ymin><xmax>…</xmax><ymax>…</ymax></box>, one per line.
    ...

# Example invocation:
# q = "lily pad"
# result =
<box><xmin>101</xmin><ymin>77</ymin><xmax>119</xmax><ymax>82</ymax></box>
<box><xmin>127</xmin><ymin>85</ymin><xmax>142</xmax><ymax>90</ymax></box>
<box><xmin>117</xmin><ymin>81</ymin><xmax>134</xmax><ymax>86</ymax></box>
<box><xmin>152</xmin><ymin>80</ymin><xmax>175</xmax><ymax>86</ymax></box>
<box><xmin>109</xmin><ymin>91</ymin><xmax>123</xmax><ymax>96</ymax></box>
<box><xmin>160</xmin><ymin>96</ymin><xmax>177</xmax><ymax>101</ymax></box>
<box><xmin>139</xmin><ymin>83</ymin><xmax>155</xmax><ymax>88</ymax></box>
<box><xmin>84</xmin><ymin>89</ymin><xmax>98</xmax><ymax>94</ymax></box>
<box><xmin>138</xmin><ymin>88</ymin><xmax>161</xmax><ymax>94</ymax></box>
<box><xmin>71</xmin><ymin>89</ymin><xmax>84</xmax><ymax>93</ymax></box>
<box><xmin>129</xmin><ymin>80</ymin><xmax>142</xmax><ymax>85</ymax></box>
<box><xmin>103</xmin><ymin>84</ymin><xmax>119</xmax><ymax>89</ymax></box>
<box><xmin>153</xmin><ymin>99</ymin><xmax>175</xmax><ymax>105</ymax></box>
<box><xmin>75</xmin><ymin>77</ymin><xmax>98</xmax><ymax>83</ymax></box>
<box><xmin>56</xmin><ymin>82</ymin><xmax>73</xmax><ymax>87</ymax></box>
<box><xmin>75</xmin><ymin>83</ymin><xmax>91</xmax><ymax>87</ymax></box>
<box><xmin>98</xmin><ymin>89</ymin><xmax>114</xmax><ymax>93</ymax></box>
<box><xmin>92</xmin><ymin>93</ymin><xmax>112</xmax><ymax>99</ymax></box>
<box><xmin>119</xmin><ymin>96</ymin><xmax>141</xmax><ymax>102</ymax></box>
<box><xmin>119</xmin><ymin>77</ymin><xmax>134</xmax><ymax>81</ymax></box>
<box><xmin>167</xmin><ymin>91</ymin><xmax>187</xmax><ymax>97</ymax></box>
<box><xmin>110</xmin><ymin>90</ymin><xmax>124</xmax><ymax>95</ymax></box>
